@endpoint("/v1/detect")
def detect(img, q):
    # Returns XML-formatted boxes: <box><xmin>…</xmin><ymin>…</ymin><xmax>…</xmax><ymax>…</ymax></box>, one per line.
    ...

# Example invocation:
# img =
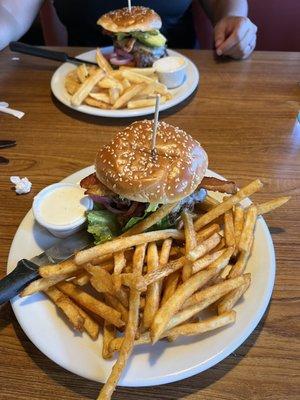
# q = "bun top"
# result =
<box><xmin>97</xmin><ymin>6</ymin><xmax>162</xmax><ymax>33</ymax></box>
<box><xmin>95</xmin><ymin>120</ymin><xmax>208</xmax><ymax>204</ymax></box>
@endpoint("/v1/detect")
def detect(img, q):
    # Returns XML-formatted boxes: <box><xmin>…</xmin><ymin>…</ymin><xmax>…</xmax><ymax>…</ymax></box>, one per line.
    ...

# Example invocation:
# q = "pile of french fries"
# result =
<box><xmin>65</xmin><ymin>49</ymin><xmax>172</xmax><ymax>110</ymax></box>
<box><xmin>20</xmin><ymin>178</ymin><xmax>290</xmax><ymax>400</ymax></box>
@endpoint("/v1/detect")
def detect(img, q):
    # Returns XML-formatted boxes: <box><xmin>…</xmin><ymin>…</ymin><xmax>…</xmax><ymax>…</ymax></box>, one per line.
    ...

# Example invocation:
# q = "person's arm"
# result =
<box><xmin>200</xmin><ymin>0</ymin><xmax>257</xmax><ymax>59</ymax></box>
<box><xmin>0</xmin><ymin>0</ymin><xmax>44</xmax><ymax>51</ymax></box>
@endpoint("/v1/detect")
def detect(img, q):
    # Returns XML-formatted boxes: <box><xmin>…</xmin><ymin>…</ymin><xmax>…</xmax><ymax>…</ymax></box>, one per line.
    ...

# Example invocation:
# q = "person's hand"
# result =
<box><xmin>214</xmin><ymin>16</ymin><xmax>257</xmax><ymax>59</ymax></box>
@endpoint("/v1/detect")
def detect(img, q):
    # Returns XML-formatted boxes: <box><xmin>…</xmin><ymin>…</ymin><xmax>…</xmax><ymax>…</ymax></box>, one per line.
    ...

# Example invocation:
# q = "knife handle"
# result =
<box><xmin>0</xmin><ymin>260</ymin><xmax>39</xmax><ymax>305</ymax></box>
<box><xmin>9</xmin><ymin>42</ymin><xmax>68</xmax><ymax>63</ymax></box>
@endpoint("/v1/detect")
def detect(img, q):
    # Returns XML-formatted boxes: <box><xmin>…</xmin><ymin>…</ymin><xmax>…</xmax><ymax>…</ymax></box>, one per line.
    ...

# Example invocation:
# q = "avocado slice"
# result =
<box><xmin>132</xmin><ymin>30</ymin><xmax>167</xmax><ymax>48</ymax></box>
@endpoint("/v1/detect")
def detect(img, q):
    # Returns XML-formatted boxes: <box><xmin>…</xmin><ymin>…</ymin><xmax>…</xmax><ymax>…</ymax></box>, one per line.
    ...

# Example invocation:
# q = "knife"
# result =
<box><xmin>0</xmin><ymin>230</ymin><xmax>93</xmax><ymax>305</ymax></box>
<box><xmin>9</xmin><ymin>42</ymin><xmax>98</xmax><ymax>66</ymax></box>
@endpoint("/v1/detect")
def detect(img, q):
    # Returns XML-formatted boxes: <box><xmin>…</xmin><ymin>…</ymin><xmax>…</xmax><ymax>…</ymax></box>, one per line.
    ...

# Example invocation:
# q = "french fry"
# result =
<box><xmin>112</xmin><ymin>83</ymin><xmax>146</xmax><ymax>109</ymax></box>
<box><xmin>76</xmin><ymin>63</ymin><xmax>89</xmax><ymax>83</ymax></box>
<box><xmin>218</xmin><ymin>274</ymin><xmax>251</xmax><ymax>314</ymax></box>
<box><xmin>256</xmin><ymin>196</ymin><xmax>290</xmax><ymax>215</ymax></box>
<box><xmin>71</xmin><ymin>303</ymin><xmax>100</xmax><ymax>340</ymax></box>
<box><xmin>98</xmin><ymin>77</ymin><xmax>122</xmax><ymax>90</ymax></box>
<box><xmin>196</xmin><ymin>223</ymin><xmax>220</xmax><ymax>243</ymax></box>
<box><xmin>192</xmin><ymin>249</ymin><xmax>225</xmax><ymax>273</ymax></box>
<box><xmin>159</xmin><ymin>238</ymin><xmax>174</xmax><ymax>304</ymax></box>
<box><xmin>196</xmin><ymin>195</ymin><xmax>220</xmax><ymax>212</ymax></box>
<box><xmin>89</xmin><ymin>92</ymin><xmax>111</xmax><ymax>104</ymax></box>
<box><xmin>95</xmin><ymin>48</ymin><xmax>113</xmax><ymax>73</ymax></box>
<box><xmin>212</xmin><ymin>237</ymin><xmax>226</xmax><ymax>252</ymax></box>
<box><xmin>39</xmin><ymin>259</ymin><xmax>82</xmax><ymax>278</ymax></box>
<box><xmin>183</xmin><ymin>273</ymin><xmax>249</xmax><ymax>309</ymax></box>
<box><xmin>112</xmin><ymin>273</ymin><xmax>147</xmax><ymax>292</ymax></box>
<box><xmin>121</xmin><ymin>78</ymin><xmax>131</xmax><ymax>89</ymax></box>
<box><xmin>150</xmin><ymin>250</ymin><xmax>232</xmax><ymax>343</ymax></box>
<box><xmin>127</xmin><ymin>97</ymin><xmax>166</xmax><ymax>109</ymax></box>
<box><xmin>57</xmin><ymin>281</ymin><xmax>124</xmax><ymax>328</ymax></box>
<box><xmin>104</xmin><ymin>293</ymin><xmax>128</xmax><ymax>324</ymax></box>
<box><xmin>194</xmin><ymin>179</ymin><xmax>263</xmax><ymax>231</ymax></box>
<box><xmin>85</xmin><ymin>97</ymin><xmax>111</xmax><ymax>109</ymax></box>
<box><xmin>109</xmin><ymin>87</ymin><xmax>120</xmax><ymax>104</ymax></box>
<box><xmin>88</xmin><ymin>267</ymin><xmax>129</xmax><ymax>308</ymax></box>
<box><xmin>97</xmin><ymin>245</ymin><xmax>146</xmax><ymax>400</ymax></box>
<box><xmin>108</xmin><ymin>332</ymin><xmax>151</xmax><ymax>353</ymax></box>
<box><xmin>20</xmin><ymin>272</ymin><xmax>73</xmax><ymax>297</ymax></box>
<box><xmin>71</xmin><ymin>272</ymin><xmax>90</xmax><ymax>286</ymax></box>
<box><xmin>102</xmin><ymin>321</ymin><xmax>116</xmax><ymax>359</ymax></box>
<box><xmin>143</xmin><ymin>242</ymin><xmax>160</xmax><ymax>329</ymax></box>
<box><xmin>45</xmin><ymin>287</ymin><xmax>84</xmax><ymax>331</ymax></box>
<box><xmin>85</xmin><ymin>266</ymin><xmax>113</xmax><ymax>292</ymax></box>
<box><xmin>224</xmin><ymin>210</ymin><xmax>235</xmax><ymax>248</ymax></box>
<box><xmin>141</xmin><ymin>257</ymin><xmax>185</xmax><ymax>288</ymax></box>
<box><xmin>233</xmin><ymin>205</ymin><xmax>244</xmax><ymax>257</ymax></box>
<box><xmin>186</xmin><ymin>232</ymin><xmax>221</xmax><ymax>262</ymax></box>
<box><xmin>228</xmin><ymin>249</ymin><xmax>250</xmax><ymax>278</ymax></box>
<box><xmin>182</xmin><ymin>210</ymin><xmax>197</xmax><ymax>281</ymax></box>
<box><xmin>120</xmin><ymin>70</ymin><xmax>169</xmax><ymax>95</ymax></box>
<box><xmin>161</xmin><ymin>270</ymin><xmax>181</xmax><ymax>306</ymax></box>
<box><xmin>65</xmin><ymin>75</ymin><xmax>81</xmax><ymax>95</ymax></box>
<box><xmin>122</xmin><ymin>203</ymin><xmax>179</xmax><ymax>236</ymax></box>
<box><xmin>114</xmin><ymin>251</ymin><xmax>126</xmax><ymax>275</ymax></box>
<box><xmin>164</xmin><ymin>311</ymin><xmax>236</xmax><ymax>339</ymax></box>
<box><xmin>71</xmin><ymin>69</ymin><xmax>106</xmax><ymax>106</ymax></box>
<box><xmin>238</xmin><ymin>205</ymin><xmax>257</xmax><ymax>253</ymax></box>
<box><xmin>119</xmin><ymin>66</ymin><xmax>155</xmax><ymax>76</ymax></box>
<box><xmin>75</xmin><ymin>229</ymin><xmax>184</xmax><ymax>265</ymax></box>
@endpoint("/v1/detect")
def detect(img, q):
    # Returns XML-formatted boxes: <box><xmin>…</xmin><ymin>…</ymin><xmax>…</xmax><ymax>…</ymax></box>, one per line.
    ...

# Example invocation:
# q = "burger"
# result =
<box><xmin>97</xmin><ymin>6</ymin><xmax>167</xmax><ymax>67</ymax></box>
<box><xmin>81</xmin><ymin>120</ymin><xmax>236</xmax><ymax>244</ymax></box>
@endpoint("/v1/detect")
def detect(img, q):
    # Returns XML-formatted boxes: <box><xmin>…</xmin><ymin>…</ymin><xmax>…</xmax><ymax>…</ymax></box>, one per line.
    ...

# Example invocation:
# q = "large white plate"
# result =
<box><xmin>8</xmin><ymin>166</ymin><xmax>275</xmax><ymax>387</ymax></box>
<box><xmin>51</xmin><ymin>48</ymin><xmax>199</xmax><ymax>118</ymax></box>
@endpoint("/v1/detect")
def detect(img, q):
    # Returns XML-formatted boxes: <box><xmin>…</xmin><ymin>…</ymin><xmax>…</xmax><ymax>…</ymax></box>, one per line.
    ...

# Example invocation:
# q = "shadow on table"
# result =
<box><xmin>51</xmin><ymin>87</ymin><xmax>198</xmax><ymax>127</ymax></box>
<box><xmin>12</xmin><ymin>303</ymin><xmax>270</xmax><ymax>399</ymax></box>
<box><xmin>0</xmin><ymin>302</ymin><xmax>13</xmax><ymax>332</ymax></box>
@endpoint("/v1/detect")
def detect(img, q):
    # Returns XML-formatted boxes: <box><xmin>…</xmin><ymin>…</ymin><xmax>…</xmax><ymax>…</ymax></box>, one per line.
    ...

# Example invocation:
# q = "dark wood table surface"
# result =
<box><xmin>0</xmin><ymin>48</ymin><xmax>299</xmax><ymax>400</ymax></box>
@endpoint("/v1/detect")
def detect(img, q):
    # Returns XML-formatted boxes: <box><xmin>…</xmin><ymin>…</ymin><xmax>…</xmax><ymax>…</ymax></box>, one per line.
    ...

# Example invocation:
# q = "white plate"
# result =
<box><xmin>8</xmin><ymin>167</ymin><xmax>275</xmax><ymax>387</ymax></box>
<box><xmin>51</xmin><ymin>48</ymin><xmax>199</xmax><ymax>118</ymax></box>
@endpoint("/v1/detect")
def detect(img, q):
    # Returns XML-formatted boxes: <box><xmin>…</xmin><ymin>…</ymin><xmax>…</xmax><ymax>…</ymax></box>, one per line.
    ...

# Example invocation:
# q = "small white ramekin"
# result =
<box><xmin>153</xmin><ymin>56</ymin><xmax>187</xmax><ymax>89</ymax></box>
<box><xmin>32</xmin><ymin>183</ymin><xmax>93</xmax><ymax>238</ymax></box>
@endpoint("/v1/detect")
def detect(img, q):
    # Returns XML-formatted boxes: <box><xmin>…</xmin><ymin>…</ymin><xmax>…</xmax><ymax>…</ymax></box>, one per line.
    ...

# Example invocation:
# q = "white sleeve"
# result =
<box><xmin>0</xmin><ymin>0</ymin><xmax>44</xmax><ymax>51</ymax></box>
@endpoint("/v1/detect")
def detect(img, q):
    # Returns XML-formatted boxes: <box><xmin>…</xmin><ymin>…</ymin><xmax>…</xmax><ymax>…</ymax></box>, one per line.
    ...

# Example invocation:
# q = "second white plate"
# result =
<box><xmin>51</xmin><ymin>47</ymin><xmax>199</xmax><ymax>118</ymax></box>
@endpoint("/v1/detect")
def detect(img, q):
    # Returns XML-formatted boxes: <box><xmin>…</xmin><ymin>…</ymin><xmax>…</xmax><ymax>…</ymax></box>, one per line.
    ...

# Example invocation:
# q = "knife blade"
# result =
<box><xmin>0</xmin><ymin>230</ymin><xmax>93</xmax><ymax>304</ymax></box>
<box><xmin>9</xmin><ymin>42</ymin><xmax>98</xmax><ymax>66</ymax></box>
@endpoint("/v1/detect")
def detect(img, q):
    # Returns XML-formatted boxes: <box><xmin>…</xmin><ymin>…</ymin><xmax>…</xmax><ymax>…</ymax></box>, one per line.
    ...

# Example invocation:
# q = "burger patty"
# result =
<box><xmin>131</xmin><ymin>42</ymin><xmax>167</xmax><ymax>67</ymax></box>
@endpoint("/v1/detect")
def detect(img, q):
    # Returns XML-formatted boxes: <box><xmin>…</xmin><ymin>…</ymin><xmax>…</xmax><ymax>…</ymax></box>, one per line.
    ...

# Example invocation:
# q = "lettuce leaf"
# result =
<box><xmin>122</xmin><ymin>203</ymin><xmax>162</xmax><ymax>232</ymax></box>
<box><xmin>86</xmin><ymin>210</ymin><xmax>120</xmax><ymax>245</ymax></box>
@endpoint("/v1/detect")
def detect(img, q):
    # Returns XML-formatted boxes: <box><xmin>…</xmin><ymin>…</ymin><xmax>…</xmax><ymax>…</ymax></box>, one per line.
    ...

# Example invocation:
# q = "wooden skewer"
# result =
<box><xmin>151</xmin><ymin>94</ymin><xmax>160</xmax><ymax>158</ymax></box>
<box><xmin>128</xmin><ymin>0</ymin><xmax>131</xmax><ymax>12</ymax></box>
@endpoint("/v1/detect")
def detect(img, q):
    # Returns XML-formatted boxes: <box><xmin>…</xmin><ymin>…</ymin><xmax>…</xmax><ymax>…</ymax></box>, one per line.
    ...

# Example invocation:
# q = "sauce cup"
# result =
<box><xmin>33</xmin><ymin>183</ymin><xmax>93</xmax><ymax>238</ymax></box>
<box><xmin>153</xmin><ymin>56</ymin><xmax>187</xmax><ymax>89</ymax></box>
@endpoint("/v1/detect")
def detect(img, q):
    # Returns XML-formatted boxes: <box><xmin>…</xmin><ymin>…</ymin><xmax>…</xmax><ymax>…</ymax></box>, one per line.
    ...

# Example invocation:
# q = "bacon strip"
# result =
<box><xmin>80</xmin><ymin>173</ymin><xmax>114</xmax><ymax>196</ymax></box>
<box><xmin>199</xmin><ymin>177</ymin><xmax>237</xmax><ymax>194</ymax></box>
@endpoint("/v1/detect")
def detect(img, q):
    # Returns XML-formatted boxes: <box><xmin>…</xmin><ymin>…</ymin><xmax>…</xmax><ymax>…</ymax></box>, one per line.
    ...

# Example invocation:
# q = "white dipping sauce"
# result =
<box><xmin>154</xmin><ymin>56</ymin><xmax>186</xmax><ymax>73</ymax></box>
<box><xmin>39</xmin><ymin>186</ymin><xmax>87</xmax><ymax>225</ymax></box>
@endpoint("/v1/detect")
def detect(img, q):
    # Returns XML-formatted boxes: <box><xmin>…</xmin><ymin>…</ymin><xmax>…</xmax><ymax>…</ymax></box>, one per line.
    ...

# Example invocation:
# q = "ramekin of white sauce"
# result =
<box><xmin>33</xmin><ymin>183</ymin><xmax>93</xmax><ymax>238</ymax></box>
<box><xmin>153</xmin><ymin>56</ymin><xmax>187</xmax><ymax>89</ymax></box>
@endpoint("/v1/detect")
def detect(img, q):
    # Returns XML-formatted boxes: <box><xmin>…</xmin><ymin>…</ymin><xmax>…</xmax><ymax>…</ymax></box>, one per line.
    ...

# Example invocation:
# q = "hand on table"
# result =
<box><xmin>214</xmin><ymin>16</ymin><xmax>257</xmax><ymax>60</ymax></box>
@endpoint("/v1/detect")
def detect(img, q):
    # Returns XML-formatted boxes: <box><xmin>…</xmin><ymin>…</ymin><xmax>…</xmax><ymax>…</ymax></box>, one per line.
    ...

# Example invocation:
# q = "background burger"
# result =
<box><xmin>81</xmin><ymin>120</ymin><xmax>236</xmax><ymax>244</ymax></box>
<box><xmin>97</xmin><ymin>6</ymin><xmax>167</xmax><ymax>67</ymax></box>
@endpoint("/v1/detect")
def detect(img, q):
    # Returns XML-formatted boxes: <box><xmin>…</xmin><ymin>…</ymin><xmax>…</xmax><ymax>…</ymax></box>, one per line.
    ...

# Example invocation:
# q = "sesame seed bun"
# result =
<box><xmin>97</xmin><ymin>6</ymin><xmax>162</xmax><ymax>33</ymax></box>
<box><xmin>95</xmin><ymin>120</ymin><xmax>208</xmax><ymax>204</ymax></box>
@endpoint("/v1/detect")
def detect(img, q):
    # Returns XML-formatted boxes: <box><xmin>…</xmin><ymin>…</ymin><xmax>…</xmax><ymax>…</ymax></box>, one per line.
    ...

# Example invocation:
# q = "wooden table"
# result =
<box><xmin>0</xmin><ymin>48</ymin><xmax>299</xmax><ymax>400</ymax></box>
